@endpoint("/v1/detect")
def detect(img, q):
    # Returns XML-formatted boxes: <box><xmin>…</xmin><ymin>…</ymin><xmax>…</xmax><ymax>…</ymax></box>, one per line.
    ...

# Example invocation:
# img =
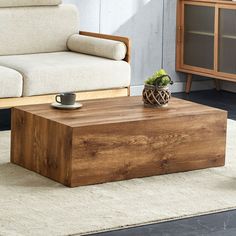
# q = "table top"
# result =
<box><xmin>12</xmin><ymin>96</ymin><xmax>227</xmax><ymax>128</ymax></box>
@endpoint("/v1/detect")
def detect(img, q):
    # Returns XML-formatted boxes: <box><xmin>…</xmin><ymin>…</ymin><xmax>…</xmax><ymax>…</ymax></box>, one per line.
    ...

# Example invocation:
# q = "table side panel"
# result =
<box><xmin>70</xmin><ymin>111</ymin><xmax>227</xmax><ymax>187</ymax></box>
<box><xmin>11</xmin><ymin>108</ymin><xmax>73</xmax><ymax>186</ymax></box>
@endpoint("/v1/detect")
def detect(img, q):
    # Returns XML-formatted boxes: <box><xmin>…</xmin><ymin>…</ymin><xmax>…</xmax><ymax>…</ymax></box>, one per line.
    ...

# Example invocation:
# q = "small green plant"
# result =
<box><xmin>145</xmin><ymin>69</ymin><xmax>173</xmax><ymax>87</ymax></box>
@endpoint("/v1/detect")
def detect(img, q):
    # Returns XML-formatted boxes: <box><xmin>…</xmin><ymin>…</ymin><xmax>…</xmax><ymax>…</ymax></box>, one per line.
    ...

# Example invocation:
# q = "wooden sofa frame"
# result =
<box><xmin>0</xmin><ymin>31</ymin><xmax>131</xmax><ymax>109</ymax></box>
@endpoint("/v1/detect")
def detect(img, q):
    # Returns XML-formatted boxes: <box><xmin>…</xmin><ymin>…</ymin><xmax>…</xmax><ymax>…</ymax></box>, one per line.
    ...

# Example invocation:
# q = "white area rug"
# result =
<box><xmin>0</xmin><ymin>120</ymin><xmax>236</xmax><ymax>236</ymax></box>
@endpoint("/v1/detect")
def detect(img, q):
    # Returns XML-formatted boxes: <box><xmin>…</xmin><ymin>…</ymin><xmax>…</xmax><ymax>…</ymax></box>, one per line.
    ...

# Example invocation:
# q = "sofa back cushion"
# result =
<box><xmin>0</xmin><ymin>0</ymin><xmax>62</xmax><ymax>7</ymax></box>
<box><xmin>0</xmin><ymin>4</ymin><xmax>79</xmax><ymax>55</ymax></box>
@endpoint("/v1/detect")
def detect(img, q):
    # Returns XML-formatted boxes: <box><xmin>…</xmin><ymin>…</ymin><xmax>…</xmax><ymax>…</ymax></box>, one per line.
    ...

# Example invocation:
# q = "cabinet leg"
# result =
<box><xmin>214</xmin><ymin>79</ymin><xmax>221</xmax><ymax>91</ymax></box>
<box><xmin>185</xmin><ymin>74</ymin><xmax>192</xmax><ymax>94</ymax></box>
<box><xmin>127</xmin><ymin>86</ymin><xmax>131</xmax><ymax>96</ymax></box>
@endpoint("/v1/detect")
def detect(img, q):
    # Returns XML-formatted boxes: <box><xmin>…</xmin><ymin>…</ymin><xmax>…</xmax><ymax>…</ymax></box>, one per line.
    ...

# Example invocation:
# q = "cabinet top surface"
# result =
<box><xmin>182</xmin><ymin>0</ymin><xmax>236</xmax><ymax>5</ymax></box>
<box><xmin>13</xmin><ymin>96</ymin><xmax>226</xmax><ymax>128</ymax></box>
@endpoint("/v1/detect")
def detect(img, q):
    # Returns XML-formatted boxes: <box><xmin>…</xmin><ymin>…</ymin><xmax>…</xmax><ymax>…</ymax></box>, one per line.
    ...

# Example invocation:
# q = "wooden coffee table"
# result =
<box><xmin>11</xmin><ymin>96</ymin><xmax>227</xmax><ymax>187</ymax></box>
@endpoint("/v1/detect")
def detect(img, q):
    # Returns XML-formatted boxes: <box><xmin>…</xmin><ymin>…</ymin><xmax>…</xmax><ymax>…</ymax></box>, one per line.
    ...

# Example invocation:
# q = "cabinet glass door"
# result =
<box><xmin>184</xmin><ymin>4</ymin><xmax>215</xmax><ymax>69</ymax></box>
<box><xmin>219</xmin><ymin>8</ymin><xmax>236</xmax><ymax>74</ymax></box>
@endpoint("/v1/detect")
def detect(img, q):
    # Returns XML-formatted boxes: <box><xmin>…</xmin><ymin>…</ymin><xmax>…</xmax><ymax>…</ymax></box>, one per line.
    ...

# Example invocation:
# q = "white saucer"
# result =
<box><xmin>51</xmin><ymin>102</ymin><xmax>83</xmax><ymax>110</ymax></box>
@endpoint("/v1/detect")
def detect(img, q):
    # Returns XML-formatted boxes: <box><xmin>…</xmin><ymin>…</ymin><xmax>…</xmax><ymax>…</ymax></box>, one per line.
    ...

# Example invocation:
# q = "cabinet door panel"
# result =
<box><xmin>184</xmin><ymin>4</ymin><xmax>215</xmax><ymax>69</ymax></box>
<box><xmin>219</xmin><ymin>9</ymin><xmax>236</xmax><ymax>74</ymax></box>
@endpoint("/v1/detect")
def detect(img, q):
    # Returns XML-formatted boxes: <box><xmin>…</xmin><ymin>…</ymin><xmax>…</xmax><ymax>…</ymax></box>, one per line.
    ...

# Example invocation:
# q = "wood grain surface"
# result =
<box><xmin>11</xmin><ymin>96</ymin><xmax>227</xmax><ymax>187</ymax></box>
<box><xmin>0</xmin><ymin>88</ymin><xmax>129</xmax><ymax>109</ymax></box>
<box><xmin>11</xmin><ymin>110</ymin><xmax>73</xmax><ymax>186</ymax></box>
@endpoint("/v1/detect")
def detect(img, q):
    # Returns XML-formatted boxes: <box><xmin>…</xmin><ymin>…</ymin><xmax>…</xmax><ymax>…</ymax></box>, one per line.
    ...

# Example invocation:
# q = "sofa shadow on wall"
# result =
<box><xmin>101</xmin><ymin>0</ymin><xmax>164</xmax><ymax>87</ymax></box>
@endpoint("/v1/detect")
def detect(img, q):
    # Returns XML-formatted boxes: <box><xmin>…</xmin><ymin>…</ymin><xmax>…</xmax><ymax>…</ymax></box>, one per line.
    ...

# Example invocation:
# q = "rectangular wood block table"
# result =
<box><xmin>11</xmin><ymin>96</ymin><xmax>227</xmax><ymax>187</ymax></box>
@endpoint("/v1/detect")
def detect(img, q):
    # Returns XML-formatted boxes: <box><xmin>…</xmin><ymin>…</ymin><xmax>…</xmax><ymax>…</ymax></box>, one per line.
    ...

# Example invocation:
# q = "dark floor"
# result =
<box><xmin>90</xmin><ymin>210</ymin><xmax>236</xmax><ymax>236</ymax></box>
<box><xmin>173</xmin><ymin>89</ymin><xmax>236</xmax><ymax>120</ymax></box>
<box><xmin>0</xmin><ymin>108</ymin><xmax>10</xmax><ymax>131</ymax></box>
<box><xmin>1</xmin><ymin>89</ymin><xmax>236</xmax><ymax>236</ymax></box>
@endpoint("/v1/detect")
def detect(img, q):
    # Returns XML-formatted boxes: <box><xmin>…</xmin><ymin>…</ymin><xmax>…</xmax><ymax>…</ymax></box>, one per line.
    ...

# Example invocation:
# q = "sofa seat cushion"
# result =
<box><xmin>0</xmin><ymin>52</ymin><xmax>131</xmax><ymax>96</ymax></box>
<box><xmin>0</xmin><ymin>66</ymin><xmax>23</xmax><ymax>98</ymax></box>
<box><xmin>0</xmin><ymin>0</ymin><xmax>62</xmax><ymax>8</ymax></box>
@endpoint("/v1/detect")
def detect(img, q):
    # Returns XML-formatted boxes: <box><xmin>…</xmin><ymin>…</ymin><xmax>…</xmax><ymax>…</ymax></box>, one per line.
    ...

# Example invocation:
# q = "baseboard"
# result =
<box><xmin>221</xmin><ymin>81</ymin><xmax>236</xmax><ymax>93</ymax></box>
<box><xmin>130</xmin><ymin>80</ymin><xmax>215</xmax><ymax>96</ymax></box>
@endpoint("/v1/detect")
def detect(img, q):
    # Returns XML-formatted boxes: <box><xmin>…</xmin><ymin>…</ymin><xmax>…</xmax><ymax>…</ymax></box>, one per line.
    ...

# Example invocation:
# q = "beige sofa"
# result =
<box><xmin>0</xmin><ymin>0</ymin><xmax>131</xmax><ymax>108</ymax></box>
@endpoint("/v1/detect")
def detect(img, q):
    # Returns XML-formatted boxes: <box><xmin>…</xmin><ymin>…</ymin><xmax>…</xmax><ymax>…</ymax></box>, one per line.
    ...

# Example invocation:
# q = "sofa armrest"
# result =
<box><xmin>79</xmin><ymin>31</ymin><xmax>131</xmax><ymax>63</ymax></box>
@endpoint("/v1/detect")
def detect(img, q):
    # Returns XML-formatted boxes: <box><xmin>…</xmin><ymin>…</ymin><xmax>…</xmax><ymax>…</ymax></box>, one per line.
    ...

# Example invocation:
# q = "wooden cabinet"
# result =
<box><xmin>176</xmin><ymin>0</ymin><xmax>236</xmax><ymax>93</ymax></box>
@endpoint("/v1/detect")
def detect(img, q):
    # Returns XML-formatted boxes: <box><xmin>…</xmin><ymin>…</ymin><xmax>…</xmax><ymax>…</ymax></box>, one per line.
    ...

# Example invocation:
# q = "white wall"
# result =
<box><xmin>63</xmin><ymin>0</ymin><xmax>100</xmax><ymax>32</ymax></box>
<box><xmin>64</xmin><ymin>0</ymin><xmax>164</xmax><ymax>88</ymax></box>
